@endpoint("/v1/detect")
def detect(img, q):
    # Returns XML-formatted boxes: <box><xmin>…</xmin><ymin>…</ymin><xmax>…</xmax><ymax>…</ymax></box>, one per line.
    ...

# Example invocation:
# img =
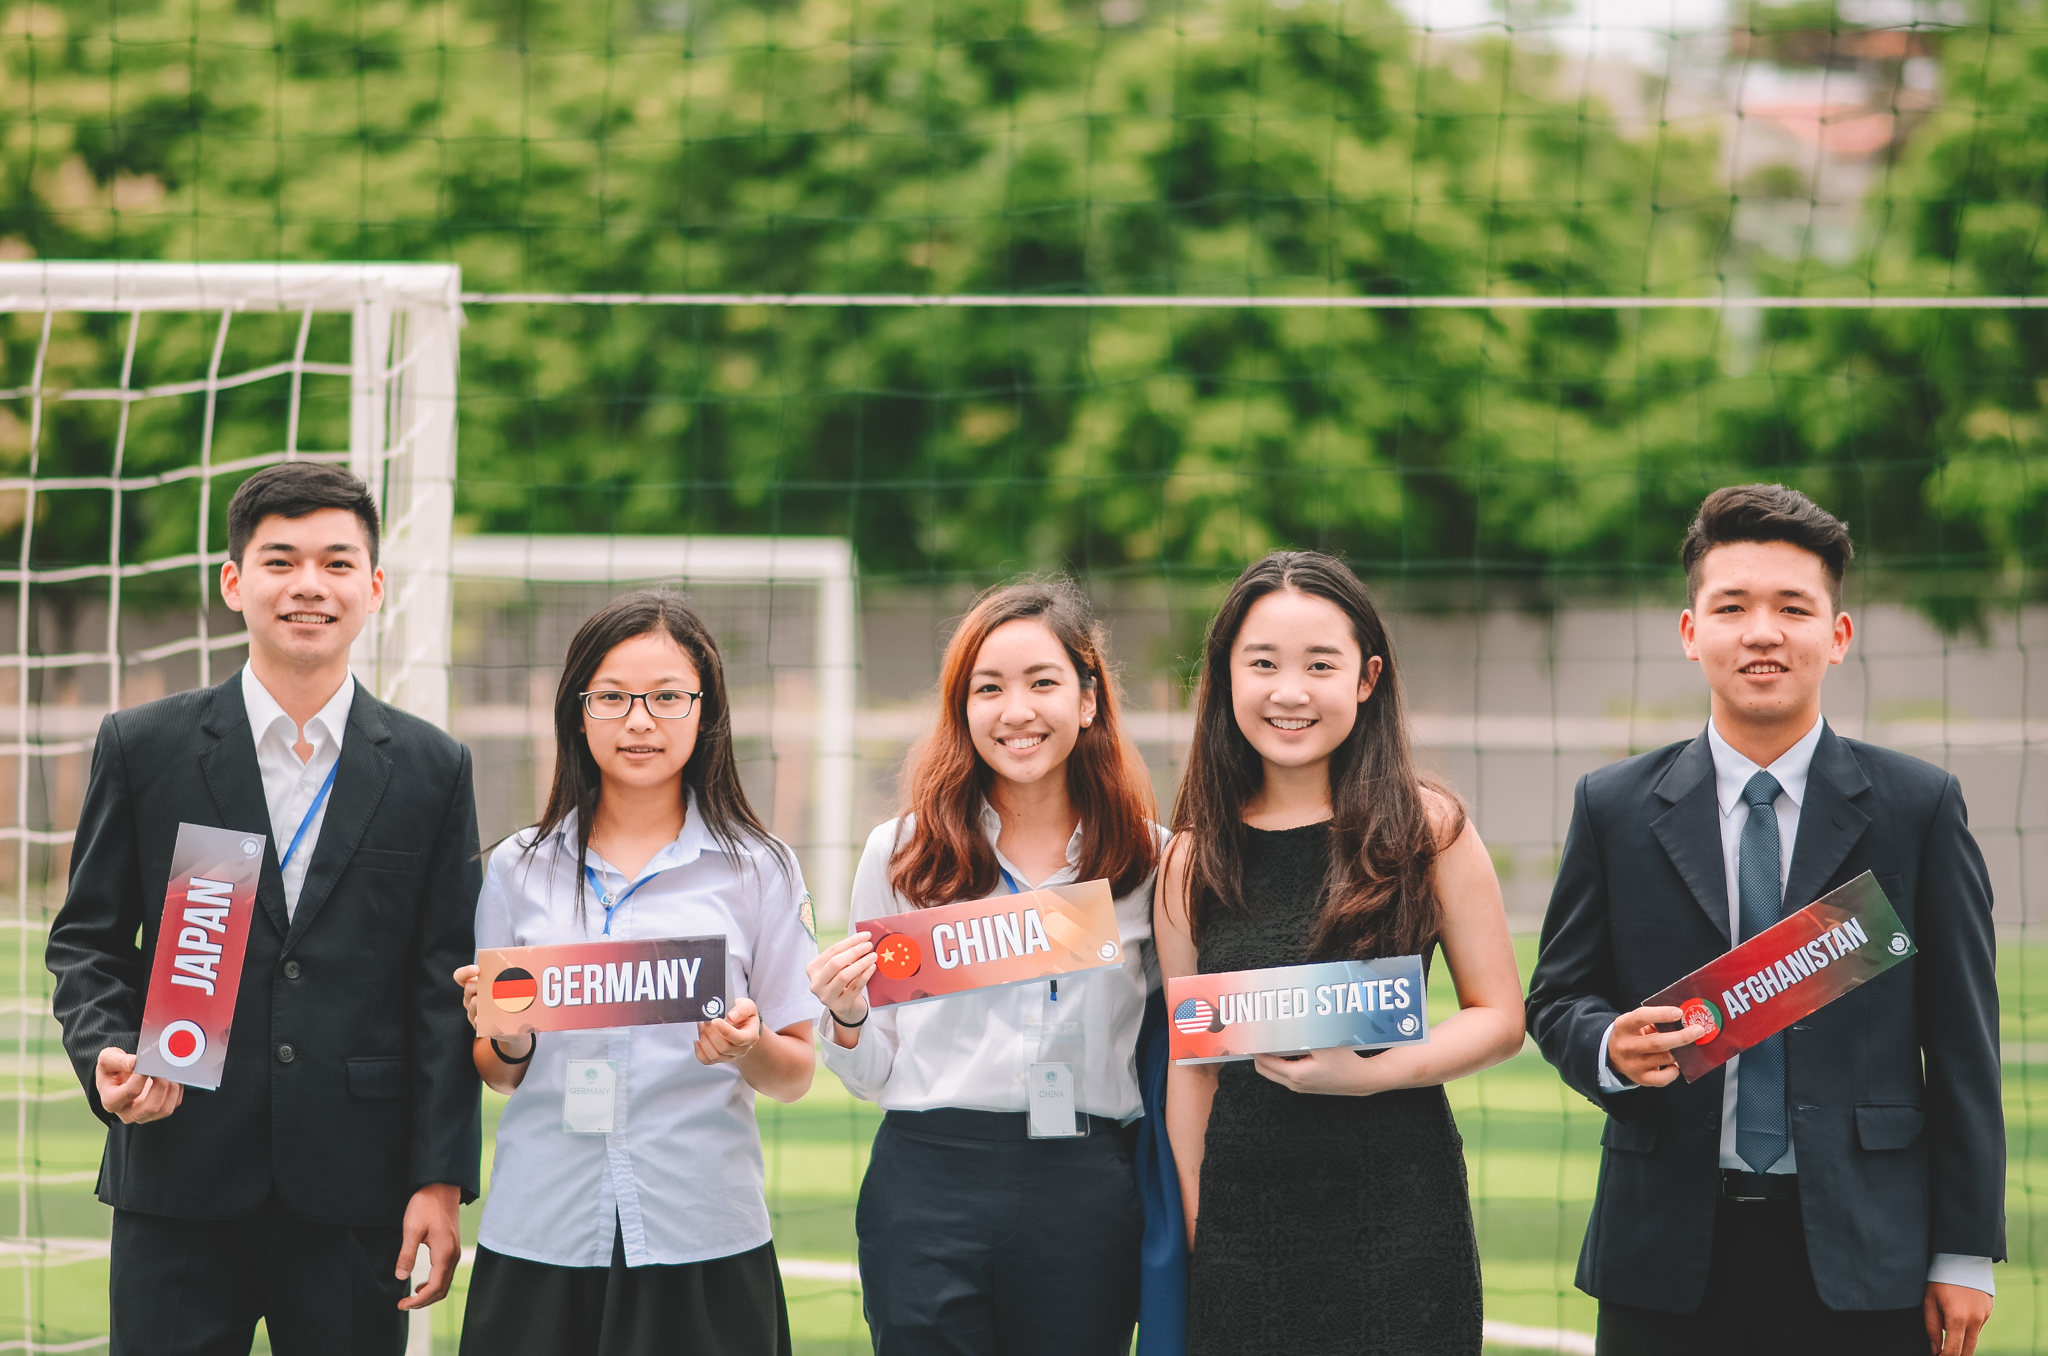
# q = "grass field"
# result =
<box><xmin>0</xmin><ymin>931</ymin><xmax>2044</xmax><ymax>1353</ymax></box>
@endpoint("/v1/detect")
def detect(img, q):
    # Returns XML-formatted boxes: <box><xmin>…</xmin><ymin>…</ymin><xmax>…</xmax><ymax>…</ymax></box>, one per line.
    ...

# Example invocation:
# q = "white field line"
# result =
<box><xmin>0</xmin><ymin>1238</ymin><xmax>108</xmax><ymax>1266</ymax></box>
<box><xmin>0</xmin><ymin>1245</ymin><xmax>1598</xmax><ymax>1354</ymax></box>
<box><xmin>779</xmin><ymin>1257</ymin><xmax>859</xmax><ymax>1283</ymax></box>
<box><xmin>764</xmin><ymin>1258</ymin><xmax>1593</xmax><ymax>1353</ymax></box>
<box><xmin>1483</xmin><ymin>1321</ymin><xmax>1599</xmax><ymax>1354</ymax></box>
<box><xmin>0</xmin><ymin>1173</ymin><xmax>95</xmax><ymax>1186</ymax></box>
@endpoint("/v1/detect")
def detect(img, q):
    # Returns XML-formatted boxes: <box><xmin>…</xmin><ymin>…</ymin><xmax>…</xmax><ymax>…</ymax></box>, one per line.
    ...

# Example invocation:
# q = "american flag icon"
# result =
<box><xmin>1173</xmin><ymin>997</ymin><xmax>1217</xmax><ymax>1035</ymax></box>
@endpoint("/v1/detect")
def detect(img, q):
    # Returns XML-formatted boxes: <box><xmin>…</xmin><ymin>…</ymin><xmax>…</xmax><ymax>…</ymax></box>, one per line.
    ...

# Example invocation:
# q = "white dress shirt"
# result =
<box><xmin>1597</xmin><ymin>716</ymin><xmax>1992</xmax><ymax>1294</ymax></box>
<box><xmin>474</xmin><ymin>799</ymin><xmax>823</xmax><ymax>1268</ymax></box>
<box><xmin>817</xmin><ymin>808</ymin><xmax>1163</xmax><ymax>1120</ymax></box>
<box><xmin>241</xmin><ymin>665</ymin><xmax>353</xmax><ymax>920</ymax></box>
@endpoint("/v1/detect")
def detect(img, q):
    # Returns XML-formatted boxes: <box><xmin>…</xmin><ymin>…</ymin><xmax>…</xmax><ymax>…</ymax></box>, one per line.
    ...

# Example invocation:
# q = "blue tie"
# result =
<box><xmin>1735</xmin><ymin>769</ymin><xmax>1787</xmax><ymax>1173</ymax></box>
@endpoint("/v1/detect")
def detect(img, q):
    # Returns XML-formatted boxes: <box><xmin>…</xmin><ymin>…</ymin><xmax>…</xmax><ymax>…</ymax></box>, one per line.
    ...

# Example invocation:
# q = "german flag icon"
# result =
<box><xmin>491</xmin><ymin>966</ymin><xmax>537</xmax><ymax>1013</ymax></box>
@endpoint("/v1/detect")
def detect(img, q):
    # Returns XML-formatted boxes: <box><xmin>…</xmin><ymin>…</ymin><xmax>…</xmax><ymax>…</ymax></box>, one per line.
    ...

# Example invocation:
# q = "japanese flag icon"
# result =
<box><xmin>158</xmin><ymin>1019</ymin><xmax>208</xmax><ymax>1068</ymax></box>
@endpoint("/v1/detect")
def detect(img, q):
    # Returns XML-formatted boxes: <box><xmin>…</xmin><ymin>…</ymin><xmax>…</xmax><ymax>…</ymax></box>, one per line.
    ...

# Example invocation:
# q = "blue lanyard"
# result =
<box><xmin>996</xmin><ymin>866</ymin><xmax>1056</xmax><ymax>1001</ymax></box>
<box><xmin>583</xmin><ymin>863</ymin><xmax>663</xmax><ymax>936</ymax></box>
<box><xmin>278</xmin><ymin>759</ymin><xmax>341</xmax><ymax>873</ymax></box>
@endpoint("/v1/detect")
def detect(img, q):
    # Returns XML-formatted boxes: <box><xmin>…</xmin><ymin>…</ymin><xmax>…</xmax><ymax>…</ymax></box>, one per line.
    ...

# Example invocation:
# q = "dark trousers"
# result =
<box><xmin>109</xmin><ymin>1193</ymin><xmax>407</xmax><ymax>1356</ymax></box>
<box><xmin>1596</xmin><ymin>1195</ymin><xmax>1925</xmax><ymax>1356</ymax></box>
<box><xmin>458</xmin><ymin>1233</ymin><xmax>791</xmax><ymax>1356</ymax></box>
<box><xmin>857</xmin><ymin>1108</ymin><xmax>1143</xmax><ymax>1356</ymax></box>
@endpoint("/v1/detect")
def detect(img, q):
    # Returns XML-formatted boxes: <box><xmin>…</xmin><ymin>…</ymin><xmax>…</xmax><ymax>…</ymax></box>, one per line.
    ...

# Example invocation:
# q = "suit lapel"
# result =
<box><xmin>1650</xmin><ymin>732</ymin><xmax>1730</xmax><ymax>944</ymax></box>
<box><xmin>283</xmin><ymin>684</ymin><xmax>394</xmax><ymax>953</ymax></box>
<box><xmin>197</xmin><ymin>677</ymin><xmax>293</xmax><ymax>942</ymax></box>
<box><xmin>1784</xmin><ymin>726</ymin><xmax>1872</xmax><ymax>911</ymax></box>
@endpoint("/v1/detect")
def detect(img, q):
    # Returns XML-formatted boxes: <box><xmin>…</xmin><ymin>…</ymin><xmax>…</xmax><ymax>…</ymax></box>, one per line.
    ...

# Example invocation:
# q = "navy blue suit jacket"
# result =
<box><xmin>1524</xmin><ymin>726</ymin><xmax>2003</xmax><ymax>1312</ymax></box>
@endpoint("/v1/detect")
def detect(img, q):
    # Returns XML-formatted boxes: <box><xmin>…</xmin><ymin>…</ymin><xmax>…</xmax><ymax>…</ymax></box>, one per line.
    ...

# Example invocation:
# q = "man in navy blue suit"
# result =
<box><xmin>1527</xmin><ymin>485</ymin><xmax>2002</xmax><ymax>1356</ymax></box>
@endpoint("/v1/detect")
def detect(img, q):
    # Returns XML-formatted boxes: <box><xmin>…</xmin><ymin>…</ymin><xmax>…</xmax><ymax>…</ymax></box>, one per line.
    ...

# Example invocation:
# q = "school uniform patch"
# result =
<box><xmin>798</xmin><ymin>893</ymin><xmax>817</xmax><ymax>943</ymax></box>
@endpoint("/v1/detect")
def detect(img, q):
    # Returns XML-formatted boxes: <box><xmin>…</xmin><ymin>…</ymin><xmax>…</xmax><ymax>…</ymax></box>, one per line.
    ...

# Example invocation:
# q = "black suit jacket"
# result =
<box><xmin>1524</xmin><ymin>726</ymin><xmax>2003</xmax><ymax>1312</ymax></box>
<box><xmin>46</xmin><ymin>676</ymin><xmax>482</xmax><ymax>1227</ymax></box>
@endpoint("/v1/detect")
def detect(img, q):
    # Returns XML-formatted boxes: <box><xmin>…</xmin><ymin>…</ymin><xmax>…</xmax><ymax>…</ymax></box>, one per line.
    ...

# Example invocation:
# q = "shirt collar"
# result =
<box><xmin>550</xmin><ymin>788</ymin><xmax>737</xmax><ymax>879</ymax></box>
<box><xmin>977</xmin><ymin>799</ymin><xmax>1084</xmax><ymax>869</ymax></box>
<box><xmin>1707</xmin><ymin>713</ymin><xmax>1825</xmax><ymax>818</ymax></box>
<box><xmin>241</xmin><ymin>664</ymin><xmax>355</xmax><ymax>756</ymax></box>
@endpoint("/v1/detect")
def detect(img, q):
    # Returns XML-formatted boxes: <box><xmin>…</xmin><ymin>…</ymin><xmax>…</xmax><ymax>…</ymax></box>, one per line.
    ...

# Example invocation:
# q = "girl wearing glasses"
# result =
<box><xmin>454</xmin><ymin>590</ymin><xmax>821</xmax><ymax>1356</ymax></box>
<box><xmin>806</xmin><ymin>580</ymin><xmax>1164</xmax><ymax>1355</ymax></box>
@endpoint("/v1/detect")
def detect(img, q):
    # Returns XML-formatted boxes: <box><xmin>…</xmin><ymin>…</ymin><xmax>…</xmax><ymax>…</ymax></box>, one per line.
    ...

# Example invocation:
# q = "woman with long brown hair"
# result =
<box><xmin>452</xmin><ymin>589</ymin><xmax>821</xmax><ymax>1355</ymax></box>
<box><xmin>806</xmin><ymin>579</ymin><xmax>1163</xmax><ymax>1355</ymax></box>
<box><xmin>1156</xmin><ymin>551</ymin><xmax>1523</xmax><ymax>1355</ymax></box>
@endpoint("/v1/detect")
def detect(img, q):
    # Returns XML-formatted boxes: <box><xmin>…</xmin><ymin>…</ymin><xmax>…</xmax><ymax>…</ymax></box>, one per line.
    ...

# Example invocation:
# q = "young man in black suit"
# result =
<box><xmin>47</xmin><ymin>463</ymin><xmax>482</xmax><ymax>1355</ymax></box>
<box><xmin>1526</xmin><ymin>485</ymin><xmax>2002</xmax><ymax>1356</ymax></box>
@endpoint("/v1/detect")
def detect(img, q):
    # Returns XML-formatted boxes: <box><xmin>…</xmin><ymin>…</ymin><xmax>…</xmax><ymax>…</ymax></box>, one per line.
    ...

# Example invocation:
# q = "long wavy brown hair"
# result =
<box><xmin>890</xmin><ymin>579</ymin><xmax>1159</xmax><ymax>907</ymax></box>
<box><xmin>1173</xmin><ymin>551</ymin><xmax>1463</xmax><ymax>961</ymax></box>
<box><xmin>527</xmin><ymin>589</ymin><xmax>789</xmax><ymax>927</ymax></box>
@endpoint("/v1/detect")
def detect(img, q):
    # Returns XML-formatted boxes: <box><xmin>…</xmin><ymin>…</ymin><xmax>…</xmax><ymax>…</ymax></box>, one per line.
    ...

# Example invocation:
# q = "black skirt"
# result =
<box><xmin>457</xmin><ymin>1231</ymin><xmax>793</xmax><ymax>1356</ymax></box>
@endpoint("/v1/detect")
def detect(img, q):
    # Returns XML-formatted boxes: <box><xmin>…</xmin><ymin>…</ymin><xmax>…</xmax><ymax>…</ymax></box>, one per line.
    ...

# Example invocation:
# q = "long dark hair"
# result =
<box><xmin>890</xmin><ymin>578</ymin><xmax>1159</xmax><ymax>907</ymax></box>
<box><xmin>526</xmin><ymin>589</ymin><xmax>787</xmax><ymax>923</ymax></box>
<box><xmin>1172</xmin><ymin>551</ymin><xmax>1463</xmax><ymax>960</ymax></box>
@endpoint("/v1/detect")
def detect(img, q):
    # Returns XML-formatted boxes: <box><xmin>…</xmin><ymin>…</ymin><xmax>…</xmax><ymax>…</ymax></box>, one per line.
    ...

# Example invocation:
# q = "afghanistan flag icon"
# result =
<box><xmin>491</xmin><ymin>966</ymin><xmax>538</xmax><ymax>1013</ymax></box>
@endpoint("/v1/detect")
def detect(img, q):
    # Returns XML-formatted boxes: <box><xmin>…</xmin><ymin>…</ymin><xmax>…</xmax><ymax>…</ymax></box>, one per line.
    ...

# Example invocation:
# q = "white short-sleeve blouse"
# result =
<box><xmin>474</xmin><ymin>794</ymin><xmax>822</xmax><ymax>1268</ymax></box>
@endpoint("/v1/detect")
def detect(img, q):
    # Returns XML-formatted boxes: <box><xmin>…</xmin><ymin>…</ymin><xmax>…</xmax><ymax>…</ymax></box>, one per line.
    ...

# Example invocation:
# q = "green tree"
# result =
<box><xmin>5</xmin><ymin>0</ymin><xmax>2012</xmax><ymax>591</ymax></box>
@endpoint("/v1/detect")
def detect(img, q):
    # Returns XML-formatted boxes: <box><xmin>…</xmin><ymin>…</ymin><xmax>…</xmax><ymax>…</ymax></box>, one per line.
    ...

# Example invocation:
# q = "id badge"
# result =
<box><xmin>1028</xmin><ymin>1062</ymin><xmax>1083</xmax><ymax>1138</ymax></box>
<box><xmin>563</xmin><ymin>1059</ymin><xmax>618</xmax><ymax>1134</ymax></box>
<box><xmin>1026</xmin><ymin>989</ymin><xmax>1089</xmax><ymax>1138</ymax></box>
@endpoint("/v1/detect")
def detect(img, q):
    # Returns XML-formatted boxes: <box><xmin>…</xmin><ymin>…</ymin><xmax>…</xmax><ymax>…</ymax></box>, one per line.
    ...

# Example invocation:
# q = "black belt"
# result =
<box><xmin>883</xmin><ymin>1108</ymin><xmax>1127</xmax><ymax>1141</ymax></box>
<box><xmin>1720</xmin><ymin>1169</ymin><xmax>1798</xmax><ymax>1202</ymax></box>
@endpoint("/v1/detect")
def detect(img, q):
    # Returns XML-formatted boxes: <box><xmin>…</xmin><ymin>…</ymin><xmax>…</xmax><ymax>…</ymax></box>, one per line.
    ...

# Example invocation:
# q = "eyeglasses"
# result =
<box><xmin>579</xmin><ymin>689</ymin><xmax>703</xmax><ymax>720</ymax></box>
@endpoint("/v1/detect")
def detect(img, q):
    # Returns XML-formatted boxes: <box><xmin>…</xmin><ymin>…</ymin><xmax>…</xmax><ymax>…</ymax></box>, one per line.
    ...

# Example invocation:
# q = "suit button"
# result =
<box><xmin>278</xmin><ymin>1044</ymin><xmax>296</xmax><ymax>1063</ymax></box>
<box><xmin>283</xmin><ymin>961</ymin><xmax>301</xmax><ymax>980</ymax></box>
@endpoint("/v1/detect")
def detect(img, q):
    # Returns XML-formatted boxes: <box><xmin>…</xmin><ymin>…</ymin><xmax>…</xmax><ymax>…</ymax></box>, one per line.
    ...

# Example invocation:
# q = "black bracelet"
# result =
<box><xmin>491</xmin><ymin>1037</ymin><xmax>535</xmax><ymax>1065</ymax></box>
<box><xmin>834</xmin><ymin>1006</ymin><xmax>870</xmax><ymax>1030</ymax></box>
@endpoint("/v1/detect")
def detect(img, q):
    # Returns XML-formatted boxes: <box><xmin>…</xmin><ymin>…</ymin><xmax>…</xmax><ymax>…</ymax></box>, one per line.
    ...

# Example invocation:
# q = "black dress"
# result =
<box><xmin>1187</xmin><ymin>822</ymin><xmax>1483</xmax><ymax>1356</ymax></box>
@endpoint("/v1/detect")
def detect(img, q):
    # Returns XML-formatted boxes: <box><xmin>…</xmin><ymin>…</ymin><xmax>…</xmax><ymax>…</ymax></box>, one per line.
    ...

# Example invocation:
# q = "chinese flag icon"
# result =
<box><xmin>874</xmin><ymin>933</ymin><xmax>923</xmax><ymax>980</ymax></box>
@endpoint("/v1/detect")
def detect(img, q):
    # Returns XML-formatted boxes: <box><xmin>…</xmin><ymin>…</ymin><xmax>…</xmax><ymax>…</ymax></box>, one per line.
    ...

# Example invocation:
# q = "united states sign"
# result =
<box><xmin>1167</xmin><ymin>955</ymin><xmax>1430</xmax><ymax>1065</ymax></box>
<box><xmin>135</xmin><ymin>823</ymin><xmax>267</xmax><ymax>1090</ymax></box>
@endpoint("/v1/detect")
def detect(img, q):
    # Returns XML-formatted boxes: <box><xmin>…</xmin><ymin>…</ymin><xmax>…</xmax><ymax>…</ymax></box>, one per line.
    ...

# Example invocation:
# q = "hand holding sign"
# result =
<box><xmin>1643</xmin><ymin>871</ymin><xmax>1913</xmax><ymax>1083</ymax></box>
<box><xmin>806</xmin><ymin>932</ymin><xmax>877</xmax><ymax>1034</ymax></box>
<box><xmin>693</xmin><ymin>995</ymin><xmax>762</xmax><ymax>1066</ymax></box>
<box><xmin>94</xmin><ymin>1047</ymin><xmax>184</xmax><ymax>1124</ymax></box>
<box><xmin>1604</xmin><ymin>1006</ymin><xmax>1702</xmax><ymax>1088</ymax></box>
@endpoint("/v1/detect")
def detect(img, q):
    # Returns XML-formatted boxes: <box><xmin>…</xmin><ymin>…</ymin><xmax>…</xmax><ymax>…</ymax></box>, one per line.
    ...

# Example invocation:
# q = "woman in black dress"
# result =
<box><xmin>1154</xmin><ymin>551</ymin><xmax>1525</xmax><ymax>1355</ymax></box>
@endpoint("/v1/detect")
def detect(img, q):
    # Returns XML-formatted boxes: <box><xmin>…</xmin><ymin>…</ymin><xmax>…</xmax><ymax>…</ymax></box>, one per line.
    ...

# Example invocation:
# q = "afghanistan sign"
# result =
<box><xmin>135</xmin><ymin>823</ymin><xmax>267</xmax><ymax>1090</ymax></box>
<box><xmin>1647</xmin><ymin>871</ymin><xmax>1913</xmax><ymax>1082</ymax></box>
<box><xmin>473</xmin><ymin>936</ymin><xmax>729</xmax><ymax>1038</ymax></box>
<box><xmin>860</xmin><ymin>878</ymin><xmax>1124</xmax><ymax>1008</ymax></box>
<box><xmin>1166</xmin><ymin>956</ymin><xmax>1430</xmax><ymax>1065</ymax></box>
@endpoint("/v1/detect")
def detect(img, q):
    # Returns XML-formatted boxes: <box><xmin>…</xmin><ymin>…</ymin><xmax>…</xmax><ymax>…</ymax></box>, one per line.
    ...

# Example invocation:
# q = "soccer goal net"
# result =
<box><xmin>0</xmin><ymin>261</ymin><xmax>459</xmax><ymax>1351</ymax></box>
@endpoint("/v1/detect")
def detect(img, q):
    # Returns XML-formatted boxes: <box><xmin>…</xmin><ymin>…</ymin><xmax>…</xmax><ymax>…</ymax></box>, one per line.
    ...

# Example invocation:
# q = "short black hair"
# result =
<box><xmin>227</xmin><ymin>463</ymin><xmax>381</xmax><ymax>568</ymax></box>
<box><xmin>1682</xmin><ymin>483</ymin><xmax>1853</xmax><ymax>612</ymax></box>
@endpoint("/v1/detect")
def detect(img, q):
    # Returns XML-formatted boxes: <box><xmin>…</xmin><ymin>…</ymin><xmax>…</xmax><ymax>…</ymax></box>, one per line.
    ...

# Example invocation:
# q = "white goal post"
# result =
<box><xmin>0</xmin><ymin>260</ymin><xmax>462</xmax><ymax>729</ymax></box>
<box><xmin>0</xmin><ymin>261</ymin><xmax>460</xmax><ymax>1353</ymax></box>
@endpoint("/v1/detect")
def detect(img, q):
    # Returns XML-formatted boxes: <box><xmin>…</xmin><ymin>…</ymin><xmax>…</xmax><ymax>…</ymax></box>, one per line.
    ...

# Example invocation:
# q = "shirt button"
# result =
<box><xmin>277</xmin><ymin>1044</ymin><xmax>296</xmax><ymax>1063</ymax></box>
<box><xmin>283</xmin><ymin>961</ymin><xmax>301</xmax><ymax>980</ymax></box>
